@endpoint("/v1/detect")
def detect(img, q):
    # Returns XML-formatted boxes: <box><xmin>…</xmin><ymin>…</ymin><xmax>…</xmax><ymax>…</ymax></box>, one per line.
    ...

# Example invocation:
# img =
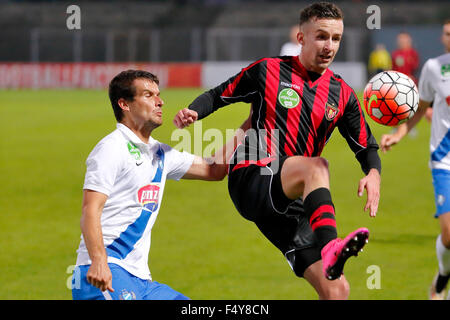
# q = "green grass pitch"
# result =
<box><xmin>0</xmin><ymin>88</ymin><xmax>437</xmax><ymax>299</ymax></box>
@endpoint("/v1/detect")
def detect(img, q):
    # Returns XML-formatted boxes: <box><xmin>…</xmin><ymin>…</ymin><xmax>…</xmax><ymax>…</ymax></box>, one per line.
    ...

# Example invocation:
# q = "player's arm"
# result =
<box><xmin>338</xmin><ymin>90</ymin><xmax>381</xmax><ymax>217</ymax></box>
<box><xmin>380</xmin><ymin>99</ymin><xmax>430</xmax><ymax>152</ymax></box>
<box><xmin>182</xmin><ymin>112</ymin><xmax>252</xmax><ymax>180</ymax></box>
<box><xmin>173</xmin><ymin>89</ymin><xmax>244</xmax><ymax>129</ymax></box>
<box><xmin>173</xmin><ymin>61</ymin><xmax>260</xmax><ymax>129</ymax></box>
<box><xmin>80</xmin><ymin>189</ymin><xmax>114</xmax><ymax>293</ymax></box>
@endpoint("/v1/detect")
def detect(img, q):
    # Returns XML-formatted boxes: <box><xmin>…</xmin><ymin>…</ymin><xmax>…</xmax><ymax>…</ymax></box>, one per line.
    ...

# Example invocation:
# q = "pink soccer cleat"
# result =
<box><xmin>321</xmin><ymin>228</ymin><xmax>370</xmax><ymax>280</ymax></box>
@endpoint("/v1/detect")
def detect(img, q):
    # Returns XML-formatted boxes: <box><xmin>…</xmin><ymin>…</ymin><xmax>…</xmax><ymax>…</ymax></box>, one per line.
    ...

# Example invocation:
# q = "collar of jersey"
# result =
<box><xmin>293</xmin><ymin>55</ymin><xmax>332</xmax><ymax>88</ymax></box>
<box><xmin>116</xmin><ymin>123</ymin><xmax>155</xmax><ymax>152</ymax></box>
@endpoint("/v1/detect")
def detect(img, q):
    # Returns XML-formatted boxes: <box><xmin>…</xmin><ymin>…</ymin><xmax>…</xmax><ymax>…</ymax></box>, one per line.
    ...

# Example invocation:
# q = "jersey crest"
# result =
<box><xmin>325</xmin><ymin>102</ymin><xmax>339</xmax><ymax>121</ymax></box>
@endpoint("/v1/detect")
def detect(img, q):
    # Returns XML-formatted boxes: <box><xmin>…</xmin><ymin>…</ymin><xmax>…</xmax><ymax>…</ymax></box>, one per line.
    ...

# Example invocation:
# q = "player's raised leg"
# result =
<box><xmin>280</xmin><ymin>156</ymin><xmax>369</xmax><ymax>280</ymax></box>
<box><xmin>281</xmin><ymin>156</ymin><xmax>337</xmax><ymax>247</ymax></box>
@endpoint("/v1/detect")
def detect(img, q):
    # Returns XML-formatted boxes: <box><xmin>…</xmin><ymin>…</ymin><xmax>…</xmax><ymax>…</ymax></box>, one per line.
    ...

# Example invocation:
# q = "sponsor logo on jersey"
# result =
<box><xmin>278</xmin><ymin>88</ymin><xmax>300</xmax><ymax>109</ymax></box>
<box><xmin>138</xmin><ymin>184</ymin><xmax>160</xmax><ymax>212</ymax></box>
<box><xmin>325</xmin><ymin>102</ymin><xmax>339</xmax><ymax>121</ymax></box>
<box><xmin>441</xmin><ymin>64</ymin><xmax>450</xmax><ymax>77</ymax></box>
<box><xmin>127</xmin><ymin>141</ymin><xmax>143</xmax><ymax>166</ymax></box>
<box><xmin>280</xmin><ymin>81</ymin><xmax>302</xmax><ymax>91</ymax></box>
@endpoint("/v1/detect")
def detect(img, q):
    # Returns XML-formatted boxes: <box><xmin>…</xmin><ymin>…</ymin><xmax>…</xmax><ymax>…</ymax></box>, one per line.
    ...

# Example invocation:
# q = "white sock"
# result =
<box><xmin>436</xmin><ymin>234</ymin><xmax>450</xmax><ymax>276</ymax></box>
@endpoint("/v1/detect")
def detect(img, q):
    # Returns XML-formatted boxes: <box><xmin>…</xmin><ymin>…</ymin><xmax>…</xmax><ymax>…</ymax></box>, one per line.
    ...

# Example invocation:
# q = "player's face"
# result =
<box><xmin>127</xmin><ymin>79</ymin><xmax>164</xmax><ymax>129</ymax></box>
<box><xmin>442</xmin><ymin>23</ymin><xmax>450</xmax><ymax>53</ymax></box>
<box><xmin>298</xmin><ymin>18</ymin><xmax>343</xmax><ymax>74</ymax></box>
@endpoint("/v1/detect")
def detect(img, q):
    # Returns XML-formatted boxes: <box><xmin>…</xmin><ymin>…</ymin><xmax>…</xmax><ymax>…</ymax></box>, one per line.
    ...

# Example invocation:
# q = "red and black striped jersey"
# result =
<box><xmin>189</xmin><ymin>56</ymin><xmax>380</xmax><ymax>174</ymax></box>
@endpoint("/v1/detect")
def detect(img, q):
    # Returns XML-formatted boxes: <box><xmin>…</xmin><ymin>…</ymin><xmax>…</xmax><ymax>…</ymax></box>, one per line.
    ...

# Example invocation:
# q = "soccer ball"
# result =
<box><xmin>363</xmin><ymin>71</ymin><xmax>419</xmax><ymax>126</ymax></box>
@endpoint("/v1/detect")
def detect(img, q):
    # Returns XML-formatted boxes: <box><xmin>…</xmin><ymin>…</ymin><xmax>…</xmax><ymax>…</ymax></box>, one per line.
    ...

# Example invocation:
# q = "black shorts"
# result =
<box><xmin>228</xmin><ymin>156</ymin><xmax>321</xmax><ymax>277</ymax></box>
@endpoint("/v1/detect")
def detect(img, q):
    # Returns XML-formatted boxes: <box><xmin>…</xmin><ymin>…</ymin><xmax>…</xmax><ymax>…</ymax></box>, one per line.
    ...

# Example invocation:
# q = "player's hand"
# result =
<box><xmin>358</xmin><ymin>168</ymin><xmax>380</xmax><ymax>218</ymax></box>
<box><xmin>173</xmin><ymin>108</ymin><xmax>198</xmax><ymax>128</ymax></box>
<box><xmin>86</xmin><ymin>260</ymin><xmax>114</xmax><ymax>293</ymax></box>
<box><xmin>379</xmin><ymin>133</ymin><xmax>401</xmax><ymax>153</ymax></box>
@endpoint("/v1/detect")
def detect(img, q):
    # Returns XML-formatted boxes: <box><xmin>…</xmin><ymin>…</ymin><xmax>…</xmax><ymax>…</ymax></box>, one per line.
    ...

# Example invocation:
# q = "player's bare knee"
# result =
<box><xmin>315</xmin><ymin>157</ymin><xmax>329</xmax><ymax>169</ymax></box>
<box><xmin>308</xmin><ymin>157</ymin><xmax>329</xmax><ymax>180</ymax></box>
<box><xmin>283</xmin><ymin>157</ymin><xmax>307</xmax><ymax>188</ymax></box>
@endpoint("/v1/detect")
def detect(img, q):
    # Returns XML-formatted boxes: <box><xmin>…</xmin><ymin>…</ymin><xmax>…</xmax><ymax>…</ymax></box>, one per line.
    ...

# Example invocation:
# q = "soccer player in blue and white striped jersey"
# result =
<box><xmin>72</xmin><ymin>70</ymin><xmax>249</xmax><ymax>300</ymax></box>
<box><xmin>381</xmin><ymin>20</ymin><xmax>450</xmax><ymax>300</ymax></box>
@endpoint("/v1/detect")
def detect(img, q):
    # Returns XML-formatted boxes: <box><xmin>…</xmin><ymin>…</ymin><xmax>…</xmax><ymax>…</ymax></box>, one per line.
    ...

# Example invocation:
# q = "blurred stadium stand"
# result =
<box><xmin>0</xmin><ymin>0</ymin><xmax>448</xmax><ymax>64</ymax></box>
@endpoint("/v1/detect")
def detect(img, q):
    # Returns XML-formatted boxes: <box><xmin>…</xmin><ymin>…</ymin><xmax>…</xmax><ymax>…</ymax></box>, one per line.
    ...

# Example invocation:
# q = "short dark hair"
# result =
<box><xmin>299</xmin><ymin>2</ymin><xmax>344</xmax><ymax>26</ymax></box>
<box><xmin>108</xmin><ymin>70</ymin><xmax>159</xmax><ymax>122</ymax></box>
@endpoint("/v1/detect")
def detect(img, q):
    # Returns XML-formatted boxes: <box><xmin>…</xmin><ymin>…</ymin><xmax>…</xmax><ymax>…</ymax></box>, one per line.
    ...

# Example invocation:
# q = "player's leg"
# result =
<box><xmin>72</xmin><ymin>265</ymin><xmax>106</xmax><ymax>300</ymax></box>
<box><xmin>303</xmin><ymin>260</ymin><xmax>350</xmax><ymax>300</ymax></box>
<box><xmin>99</xmin><ymin>265</ymin><xmax>189</xmax><ymax>300</ymax></box>
<box><xmin>280</xmin><ymin>156</ymin><xmax>336</xmax><ymax>248</ymax></box>
<box><xmin>431</xmin><ymin>213</ymin><xmax>450</xmax><ymax>299</ymax></box>
<box><xmin>280</xmin><ymin>156</ymin><xmax>330</xmax><ymax>200</ymax></box>
<box><xmin>253</xmin><ymin>210</ymin><xmax>352</xmax><ymax>300</ymax></box>
<box><xmin>228</xmin><ymin>158</ymin><xmax>351</xmax><ymax>299</ymax></box>
<box><xmin>438</xmin><ymin>212</ymin><xmax>450</xmax><ymax>256</ymax></box>
<box><xmin>141</xmin><ymin>281</ymin><xmax>189</xmax><ymax>300</ymax></box>
<box><xmin>280</xmin><ymin>156</ymin><xmax>369</xmax><ymax>280</ymax></box>
<box><xmin>72</xmin><ymin>263</ymin><xmax>145</xmax><ymax>300</ymax></box>
<box><xmin>255</xmin><ymin>214</ymin><xmax>351</xmax><ymax>299</ymax></box>
<box><xmin>284</xmin><ymin>244</ymin><xmax>350</xmax><ymax>300</ymax></box>
<box><xmin>228</xmin><ymin>156</ymin><xmax>364</xmax><ymax>296</ymax></box>
<box><xmin>430</xmin><ymin>169</ymin><xmax>450</xmax><ymax>299</ymax></box>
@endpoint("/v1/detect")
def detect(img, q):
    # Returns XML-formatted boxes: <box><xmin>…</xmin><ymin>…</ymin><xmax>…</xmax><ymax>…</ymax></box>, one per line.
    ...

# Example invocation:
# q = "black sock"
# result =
<box><xmin>436</xmin><ymin>274</ymin><xmax>450</xmax><ymax>293</ymax></box>
<box><xmin>303</xmin><ymin>188</ymin><xmax>337</xmax><ymax>249</ymax></box>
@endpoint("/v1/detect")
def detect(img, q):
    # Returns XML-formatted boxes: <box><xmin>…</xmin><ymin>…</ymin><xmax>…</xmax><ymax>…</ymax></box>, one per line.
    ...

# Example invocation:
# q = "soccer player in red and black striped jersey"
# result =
<box><xmin>174</xmin><ymin>2</ymin><xmax>381</xmax><ymax>300</ymax></box>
